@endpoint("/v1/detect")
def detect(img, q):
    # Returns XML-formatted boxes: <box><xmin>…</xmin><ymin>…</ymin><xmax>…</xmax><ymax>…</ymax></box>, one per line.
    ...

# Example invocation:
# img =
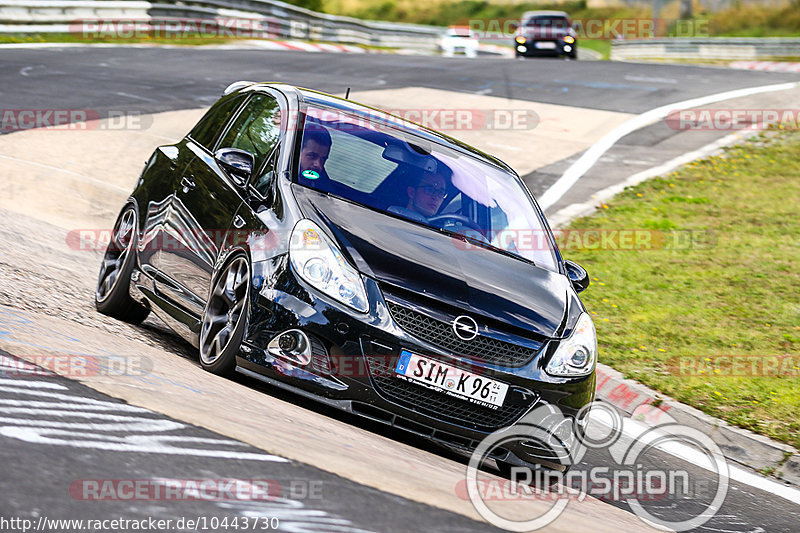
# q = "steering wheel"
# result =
<box><xmin>428</xmin><ymin>214</ymin><xmax>489</xmax><ymax>243</ymax></box>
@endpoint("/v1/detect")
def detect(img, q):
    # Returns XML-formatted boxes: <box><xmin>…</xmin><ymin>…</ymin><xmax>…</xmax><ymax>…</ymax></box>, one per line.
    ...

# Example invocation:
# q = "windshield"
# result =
<box><xmin>525</xmin><ymin>16</ymin><xmax>569</xmax><ymax>29</ymax></box>
<box><xmin>294</xmin><ymin>106</ymin><xmax>559</xmax><ymax>272</ymax></box>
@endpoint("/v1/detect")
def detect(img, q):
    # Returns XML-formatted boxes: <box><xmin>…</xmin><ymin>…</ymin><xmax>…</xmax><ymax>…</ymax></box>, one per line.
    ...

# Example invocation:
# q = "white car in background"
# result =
<box><xmin>440</xmin><ymin>26</ymin><xmax>479</xmax><ymax>58</ymax></box>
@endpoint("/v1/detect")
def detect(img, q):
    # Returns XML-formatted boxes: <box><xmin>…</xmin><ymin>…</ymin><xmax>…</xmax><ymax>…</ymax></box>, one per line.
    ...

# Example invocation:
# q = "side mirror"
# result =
<box><xmin>215</xmin><ymin>148</ymin><xmax>254</xmax><ymax>186</ymax></box>
<box><xmin>564</xmin><ymin>260</ymin><xmax>590</xmax><ymax>293</ymax></box>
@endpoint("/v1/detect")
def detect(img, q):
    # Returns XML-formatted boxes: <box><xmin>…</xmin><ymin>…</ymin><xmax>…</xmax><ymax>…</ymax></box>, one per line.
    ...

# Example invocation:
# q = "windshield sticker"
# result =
<box><xmin>302</xmin><ymin>170</ymin><xmax>320</xmax><ymax>180</ymax></box>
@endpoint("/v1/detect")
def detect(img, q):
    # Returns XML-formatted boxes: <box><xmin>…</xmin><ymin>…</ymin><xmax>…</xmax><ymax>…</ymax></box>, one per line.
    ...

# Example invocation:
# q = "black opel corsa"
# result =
<box><xmin>96</xmin><ymin>81</ymin><xmax>596</xmax><ymax>473</ymax></box>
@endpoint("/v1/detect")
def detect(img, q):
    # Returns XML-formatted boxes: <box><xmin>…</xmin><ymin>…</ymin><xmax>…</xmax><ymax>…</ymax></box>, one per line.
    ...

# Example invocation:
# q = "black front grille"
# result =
<box><xmin>386</xmin><ymin>301</ymin><xmax>541</xmax><ymax>367</ymax></box>
<box><xmin>366</xmin><ymin>356</ymin><xmax>533</xmax><ymax>431</ymax></box>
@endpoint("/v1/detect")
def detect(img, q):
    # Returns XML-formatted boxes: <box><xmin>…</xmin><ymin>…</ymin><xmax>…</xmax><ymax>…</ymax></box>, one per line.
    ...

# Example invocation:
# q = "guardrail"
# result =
<box><xmin>611</xmin><ymin>37</ymin><xmax>800</xmax><ymax>61</ymax></box>
<box><xmin>0</xmin><ymin>0</ymin><xmax>443</xmax><ymax>50</ymax></box>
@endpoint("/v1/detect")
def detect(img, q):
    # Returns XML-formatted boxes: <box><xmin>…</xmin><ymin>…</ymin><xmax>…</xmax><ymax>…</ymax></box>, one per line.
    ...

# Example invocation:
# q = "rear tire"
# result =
<box><xmin>95</xmin><ymin>206</ymin><xmax>150</xmax><ymax>324</ymax></box>
<box><xmin>199</xmin><ymin>254</ymin><xmax>251</xmax><ymax>376</ymax></box>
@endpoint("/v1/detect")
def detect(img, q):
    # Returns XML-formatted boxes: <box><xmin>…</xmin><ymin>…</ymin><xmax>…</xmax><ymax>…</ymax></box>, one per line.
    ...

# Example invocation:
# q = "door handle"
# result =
<box><xmin>233</xmin><ymin>215</ymin><xmax>246</xmax><ymax>229</ymax></box>
<box><xmin>180</xmin><ymin>176</ymin><xmax>195</xmax><ymax>193</ymax></box>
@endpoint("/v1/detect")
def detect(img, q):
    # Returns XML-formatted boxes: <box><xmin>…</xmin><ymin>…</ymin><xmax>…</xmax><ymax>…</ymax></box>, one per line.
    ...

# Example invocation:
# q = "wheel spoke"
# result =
<box><xmin>203</xmin><ymin>313</ymin><xmax>228</xmax><ymax>331</ymax></box>
<box><xmin>213</xmin><ymin>324</ymin><xmax>232</xmax><ymax>351</ymax></box>
<box><xmin>96</xmin><ymin>208</ymin><xmax>138</xmax><ymax>304</ymax></box>
<box><xmin>229</xmin><ymin>297</ymin><xmax>246</xmax><ymax>318</ymax></box>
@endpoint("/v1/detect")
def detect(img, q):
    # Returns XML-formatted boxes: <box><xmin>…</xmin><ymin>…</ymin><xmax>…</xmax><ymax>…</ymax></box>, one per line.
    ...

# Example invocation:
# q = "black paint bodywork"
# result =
<box><xmin>122</xmin><ymin>82</ymin><xmax>595</xmax><ymax>467</ymax></box>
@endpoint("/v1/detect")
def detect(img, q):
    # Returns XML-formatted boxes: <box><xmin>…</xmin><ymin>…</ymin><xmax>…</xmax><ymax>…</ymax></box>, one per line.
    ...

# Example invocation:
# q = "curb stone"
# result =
<box><xmin>594</xmin><ymin>363</ymin><xmax>799</xmax><ymax>486</ymax></box>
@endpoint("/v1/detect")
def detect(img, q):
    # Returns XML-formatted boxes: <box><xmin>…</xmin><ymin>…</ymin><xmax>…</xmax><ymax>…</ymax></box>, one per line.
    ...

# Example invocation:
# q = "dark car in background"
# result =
<box><xmin>95</xmin><ymin>81</ymin><xmax>596</xmax><ymax>475</ymax></box>
<box><xmin>515</xmin><ymin>10</ymin><xmax>578</xmax><ymax>59</ymax></box>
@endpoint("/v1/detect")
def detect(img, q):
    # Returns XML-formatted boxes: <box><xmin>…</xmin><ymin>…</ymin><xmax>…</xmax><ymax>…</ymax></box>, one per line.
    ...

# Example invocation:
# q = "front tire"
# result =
<box><xmin>95</xmin><ymin>206</ymin><xmax>150</xmax><ymax>323</ymax></box>
<box><xmin>199</xmin><ymin>254</ymin><xmax>251</xmax><ymax>376</ymax></box>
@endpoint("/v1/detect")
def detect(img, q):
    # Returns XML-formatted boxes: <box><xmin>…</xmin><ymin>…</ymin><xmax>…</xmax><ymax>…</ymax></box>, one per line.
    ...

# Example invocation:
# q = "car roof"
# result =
<box><xmin>270</xmin><ymin>84</ymin><xmax>516</xmax><ymax>175</ymax></box>
<box><xmin>521</xmin><ymin>10</ymin><xmax>569</xmax><ymax>19</ymax></box>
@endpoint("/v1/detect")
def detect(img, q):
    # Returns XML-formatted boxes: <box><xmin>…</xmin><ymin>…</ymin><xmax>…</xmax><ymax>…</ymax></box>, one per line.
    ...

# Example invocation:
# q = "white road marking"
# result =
<box><xmin>537</xmin><ymin>81</ymin><xmax>800</xmax><ymax>210</ymax></box>
<box><xmin>115</xmin><ymin>91</ymin><xmax>159</xmax><ymax>104</ymax></box>
<box><xmin>595</xmin><ymin>415</ymin><xmax>800</xmax><ymax>507</ymax></box>
<box><xmin>0</xmin><ymin>378</ymin><xmax>67</xmax><ymax>389</ymax></box>
<box><xmin>624</xmin><ymin>75</ymin><xmax>677</xmax><ymax>84</ymax></box>
<box><xmin>0</xmin><ymin>375</ymin><xmax>289</xmax><ymax>461</ymax></box>
<box><xmin>546</xmin><ymin>130</ymin><xmax>749</xmax><ymax>227</ymax></box>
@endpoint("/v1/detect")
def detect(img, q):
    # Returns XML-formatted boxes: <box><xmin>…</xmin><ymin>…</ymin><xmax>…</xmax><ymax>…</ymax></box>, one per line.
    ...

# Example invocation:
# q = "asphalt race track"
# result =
<box><xmin>1</xmin><ymin>46</ymin><xmax>800</xmax><ymax>532</ymax></box>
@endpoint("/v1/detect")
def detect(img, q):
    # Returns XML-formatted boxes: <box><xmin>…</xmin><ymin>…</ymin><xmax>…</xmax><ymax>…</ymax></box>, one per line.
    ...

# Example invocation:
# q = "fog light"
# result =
<box><xmin>278</xmin><ymin>332</ymin><xmax>298</xmax><ymax>352</ymax></box>
<box><xmin>564</xmin><ymin>45</ymin><xmax>572</xmax><ymax>53</ymax></box>
<box><xmin>517</xmin><ymin>45</ymin><xmax>527</xmax><ymax>53</ymax></box>
<box><xmin>268</xmin><ymin>329</ymin><xmax>312</xmax><ymax>365</ymax></box>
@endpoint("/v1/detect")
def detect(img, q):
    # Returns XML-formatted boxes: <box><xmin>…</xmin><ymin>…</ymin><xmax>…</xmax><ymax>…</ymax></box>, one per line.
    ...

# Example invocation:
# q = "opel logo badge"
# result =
<box><xmin>453</xmin><ymin>315</ymin><xmax>479</xmax><ymax>341</ymax></box>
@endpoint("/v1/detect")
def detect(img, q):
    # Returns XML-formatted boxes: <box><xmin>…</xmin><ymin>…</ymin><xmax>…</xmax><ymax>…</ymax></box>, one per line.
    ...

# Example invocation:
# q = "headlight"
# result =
<box><xmin>289</xmin><ymin>219</ymin><xmax>369</xmax><ymax>313</ymax></box>
<box><xmin>564</xmin><ymin>35</ymin><xmax>575</xmax><ymax>44</ymax></box>
<box><xmin>545</xmin><ymin>312</ymin><xmax>597</xmax><ymax>377</ymax></box>
<box><xmin>515</xmin><ymin>35</ymin><xmax>526</xmax><ymax>44</ymax></box>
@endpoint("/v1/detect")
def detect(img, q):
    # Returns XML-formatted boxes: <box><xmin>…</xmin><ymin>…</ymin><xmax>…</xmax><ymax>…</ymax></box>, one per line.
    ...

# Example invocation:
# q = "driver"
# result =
<box><xmin>298</xmin><ymin>123</ymin><xmax>332</xmax><ymax>184</ymax></box>
<box><xmin>388</xmin><ymin>169</ymin><xmax>448</xmax><ymax>223</ymax></box>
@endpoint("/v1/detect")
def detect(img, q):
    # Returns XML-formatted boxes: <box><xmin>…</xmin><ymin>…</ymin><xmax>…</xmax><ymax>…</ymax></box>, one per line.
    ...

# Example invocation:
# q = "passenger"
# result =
<box><xmin>388</xmin><ymin>169</ymin><xmax>449</xmax><ymax>222</ymax></box>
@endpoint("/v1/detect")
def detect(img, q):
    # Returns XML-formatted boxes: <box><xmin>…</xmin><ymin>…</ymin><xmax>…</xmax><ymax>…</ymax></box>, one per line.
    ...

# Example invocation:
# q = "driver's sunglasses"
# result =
<box><xmin>417</xmin><ymin>185</ymin><xmax>448</xmax><ymax>199</ymax></box>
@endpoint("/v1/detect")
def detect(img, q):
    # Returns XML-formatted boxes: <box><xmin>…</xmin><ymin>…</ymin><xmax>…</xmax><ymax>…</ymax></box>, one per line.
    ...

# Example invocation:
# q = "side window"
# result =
<box><xmin>252</xmin><ymin>146</ymin><xmax>278</xmax><ymax>197</ymax></box>
<box><xmin>218</xmin><ymin>94</ymin><xmax>282</xmax><ymax>175</ymax></box>
<box><xmin>189</xmin><ymin>93</ymin><xmax>246</xmax><ymax>150</ymax></box>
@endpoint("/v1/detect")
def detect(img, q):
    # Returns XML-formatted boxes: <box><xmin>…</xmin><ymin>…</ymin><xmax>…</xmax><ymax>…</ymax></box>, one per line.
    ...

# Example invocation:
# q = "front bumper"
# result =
<box><xmin>239</xmin><ymin>257</ymin><xmax>595</xmax><ymax>463</ymax></box>
<box><xmin>515</xmin><ymin>40</ymin><xmax>576</xmax><ymax>57</ymax></box>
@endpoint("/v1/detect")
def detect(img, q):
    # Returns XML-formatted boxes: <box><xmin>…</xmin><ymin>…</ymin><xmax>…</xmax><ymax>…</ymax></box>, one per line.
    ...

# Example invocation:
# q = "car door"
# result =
<box><xmin>145</xmin><ymin>92</ymin><xmax>247</xmax><ymax>287</ymax></box>
<box><xmin>156</xmin><ymin>91</ymin><xmax>284</xmax><ymax>321</ymax></box>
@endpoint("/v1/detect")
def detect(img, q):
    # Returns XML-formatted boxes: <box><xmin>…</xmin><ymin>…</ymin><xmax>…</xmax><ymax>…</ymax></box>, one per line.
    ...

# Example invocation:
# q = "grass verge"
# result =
<box><xmin>579</xmin><ymin>39</ymin><xmax>611</xmax><ymax>60</ymax></box>
<box><xmin>563</xmin><ymin>128</ymin><xmax>800</xmax><ymax>449</ymax></box>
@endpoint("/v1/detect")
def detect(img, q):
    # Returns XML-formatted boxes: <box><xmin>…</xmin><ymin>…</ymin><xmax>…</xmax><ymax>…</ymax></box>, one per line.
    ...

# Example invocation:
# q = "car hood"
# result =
<box><xmin>293</xmin><ymin>186</ymin><xmax>569</xmax><ymax>339</ymax></box>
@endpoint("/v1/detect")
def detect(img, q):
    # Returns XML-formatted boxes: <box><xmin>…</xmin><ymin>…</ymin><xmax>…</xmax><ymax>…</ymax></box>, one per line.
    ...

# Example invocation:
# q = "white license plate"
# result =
<box><xmin>395</xmin><ymin>350</ymin><xmax>508</xmax><ymax>409</ymax></box>
<box><xmin>534</xmin><ymin>41</ymin><xmax>557</xmax><ymax>49</ymax></box>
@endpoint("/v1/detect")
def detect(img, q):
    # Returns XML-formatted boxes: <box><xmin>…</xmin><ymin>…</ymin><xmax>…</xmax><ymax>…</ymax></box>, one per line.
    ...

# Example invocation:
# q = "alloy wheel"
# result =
<box><xmin>200</xmin><ymin>256</ymin><xmax>250</xmax><ymax>365</ymax></box>
<box><xmin>96</xmin><ymin>209</ymin><xmax>135</xmax><ymax>303</ymax></box>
